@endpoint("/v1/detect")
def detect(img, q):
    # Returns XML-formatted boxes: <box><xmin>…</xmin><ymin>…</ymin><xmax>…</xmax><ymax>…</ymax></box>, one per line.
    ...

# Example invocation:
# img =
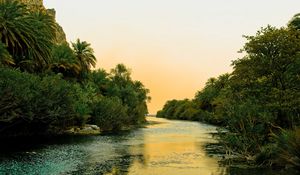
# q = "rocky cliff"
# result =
<box><xmin>20</xmin><ymin>0</ymin><xmax>44</xmax><ymax>9</ymax></box>
<box><xmin>47</xmin><ymin>9</ymin><xmax>67</xmax><ymax>44</ymax></box>
<box><xmin>19</xmin><ymin>0</ymin><xmax>67</xmax><ymax>44</ymax></box>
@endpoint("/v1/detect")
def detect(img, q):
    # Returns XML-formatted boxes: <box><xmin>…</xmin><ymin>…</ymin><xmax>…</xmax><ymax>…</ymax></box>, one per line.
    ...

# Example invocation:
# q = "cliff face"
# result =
<box><xmin>47</xmin><ymin>9</ymin><xmax>67</xmax><ymax>44</ymax></box>
<box><xmin>19</xmin><ymin>0</ymin><xmax>67</xmax><ymax>44</ymax></box>
<box><xmin>20</xmin><ymin>0</ymin><xmax>43</xmax><ymax>9</ymax></box>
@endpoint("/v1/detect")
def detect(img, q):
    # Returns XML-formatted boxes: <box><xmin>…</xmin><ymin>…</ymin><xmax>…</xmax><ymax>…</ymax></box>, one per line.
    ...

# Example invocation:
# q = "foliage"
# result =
<box><xmin>0</xmin><ymin>42</ymin><xmax>13</xmax><ymax>66</ymax></box>
<box><xmin>0</xmin><ymin>0</ymin><xmax>56</xmax><ymax>72</ymax></box>
<box><xmin>0</xmin><ymin>0</ymin><xmax>150</xmax><ymax>138</ymax></box>
<box><xmin>157</xmin><ymin>16</ymin><xmax>300</xmax><ymax>169</ymax></box>
<box><xmin>71</xmin><ymin>39</ymin><xmax>96</xmax><ymax>80</ymax></box>
<box><xmin>86</xmin><ymin>65</ymin><xmax>150</xmax><ymax>127</ymax></box>
<box><xmin>274</xmin><ymin>128</ymin><xmax>300</xmax><ymax>169</ymax></box>
<box><xmin>215</xmin><ymin>26</ymin><xmax>300</xmax><ymax>167</ymax></box>
<box><xmin>91</xmin><ymin>97</ymin><xmax>129</xmax><ymax>131</ymax></box>
<box><xmin>87</xmin><ymin>69</ymin><xmax>109</xmax><ymax>95</ymax></box>
<box><xmin>157</xmin><ymin>99</ymin><xmax>201</xmax><ymax>121</ymax></box>
<box><xmin>157</xmin><ymin>74</ymin><xmax>230</xmax><ymax>124</ymax></box>
<box><xmin>50</xmin><ymin>43</ymin><xmax>80</xmax><ymax>79</ymax></box>
<box><xmin>107</xmin><ymin>64</ymin><xmax>150</xmax><ymax>125</ymax></box>
<box><xmin>195</xmin><ymin>74</ymin><xmax>230</xmax><ymax>112</ymax></box>
<box><xmin>288</xmin><ymin>13</ymin><xmax>300</xmax><ymax>30</ymax></box>
<box><xmin>0</xmin><ymin>67</ymin><xmax>86</xmax><ymax>136</ymax></box>
<box><xmin>71</xmin><ymin>82</ymin><xmax>97</xmax><ymax>126</ymax></box>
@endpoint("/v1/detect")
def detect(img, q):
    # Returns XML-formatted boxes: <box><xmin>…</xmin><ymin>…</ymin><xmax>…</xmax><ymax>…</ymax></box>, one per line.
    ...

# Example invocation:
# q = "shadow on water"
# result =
<box><xmin>0</xmin><ymin>117</ymin><xmax>298</xmax><ymax>175</ymax></box>
<box><xmin>0</xmin><ymin>131</ymin><xmax>139</xmax><ymax>175</ymax></box>
<box><xmin>68</xmin><ymin>130</ymin><xmax>147</xmax><ymax>175</ymax></box>
<box><xmin>215</xmin><ymin>166</ymin><xmax>299</xmax><ymax>175</ymax></box>
<box><xmin>203</xmin><ymin>135</ymin><xmax>299</xmax><ymax>175</ymax></box>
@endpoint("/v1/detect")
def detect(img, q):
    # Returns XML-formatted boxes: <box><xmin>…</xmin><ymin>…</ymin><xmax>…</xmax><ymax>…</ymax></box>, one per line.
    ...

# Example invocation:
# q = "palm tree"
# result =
<box><xmin>0</xmin><ymin>42</ymin><xmax>14</xmax><ymax>66</ymax></box>
<box><xmin>50</xmin><ymin>43</ymin><xmax>81</xmax><ymax>78</ymax></box>
<box><xmin>72</xmin><ymin>39</ymin><xmax>96</xmax><ymax>79</ymax></box>
<box><xmin>26</xmin><ymin>10</ymin><xmax>57</xmax><ymax>70</ymax></box>
<box><xmin>288</xmin><ymin>13</ymin><xmax>300</xmax><ymax>30</ymax></box>
<box><xmin>0</xmin><ymin>0</ymin><xmax>33</xmax><ymax>58</ymax></box>
<box><xmin>0</xmin><ymin>0</ymin><xmax>56</xmax><ymax>72</ymax></box>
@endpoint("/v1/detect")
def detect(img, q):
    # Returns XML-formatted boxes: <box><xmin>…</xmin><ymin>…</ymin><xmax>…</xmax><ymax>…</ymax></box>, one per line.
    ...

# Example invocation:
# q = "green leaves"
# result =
<box><xmin>0</xmin><ymin>42</ymin><xmax>13</xmax><ymax>66</ymax></box>
<box><xmin>0</xmin><ymin>1</ymin><xmax>150</xmax><ymax>137</ymax></box>
<box><xmin>157</xmin><ymin>14</ymin><xmax>300</xmax><ymax>168</ymax></box>
<box><xmin>71</xmin><ymin>39</ymin><xmax>96</xmax><ymax>79</ymax></box>
<box><xmin>0</xmin><ymin>0</ymin><xmax>56</xmax><ymax>72</ymax></box>
<box><xmin>274</xmin><ymin>128</ymin><xmax>300</xmax><ymax>168</ymax></box>
<box><xmin>156</xmin><ymin>99</ymin><xmax>201</xmax><ymax>121</ymax></box>
<box><xmin>92</xmin><ymin>97</ymin><xmax>129</xmax><ymax>131</ymax></box>
<box><xmin>0</xmin><ymin>67</ymin><xmax>83</xmax><ymax>136</ymax></box>
<box><xmin>288</xmin><ymin>13</ymin><xmax>300</xmax><ymax>30</ymax></box>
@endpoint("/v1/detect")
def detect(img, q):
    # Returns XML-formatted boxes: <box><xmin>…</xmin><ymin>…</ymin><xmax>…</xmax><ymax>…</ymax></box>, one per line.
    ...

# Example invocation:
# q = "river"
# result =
<box><xmin>0</xmin><ymin>117</ymin><xmax>296</xmax><ymax>175</ymax></box>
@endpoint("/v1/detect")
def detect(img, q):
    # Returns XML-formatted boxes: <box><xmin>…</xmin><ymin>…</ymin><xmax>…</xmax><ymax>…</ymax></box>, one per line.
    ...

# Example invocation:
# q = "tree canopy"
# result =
<box><xmin>157</xmin><ymin>15</ymin><xmax>300</xmax><ymax>169</ymax></box>
<box><xmin>0</xmin><ymin>1</ymin><xmax>150</xmax><ymax>137</ymax></box>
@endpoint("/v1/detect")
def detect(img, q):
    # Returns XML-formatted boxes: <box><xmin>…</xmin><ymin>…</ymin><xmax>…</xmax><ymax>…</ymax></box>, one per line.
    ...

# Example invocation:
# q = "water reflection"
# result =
<box><xmin>70</xmin><ymin>117</ymin><xmax>221</xmax><ymax>175</ymax></box>
<box><xmin>122</xmin><ymin>118</ymin><xmax>219</xmax><ymax>175</ymax></box>
<box><xmin>1</xmin><ymin>117</ymin><xmax>296</xmax><ymax>175</ymax></box>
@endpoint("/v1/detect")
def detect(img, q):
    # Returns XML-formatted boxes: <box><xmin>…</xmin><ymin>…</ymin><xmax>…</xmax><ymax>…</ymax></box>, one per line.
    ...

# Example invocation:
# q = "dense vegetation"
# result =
<box><xmin>157</xmin><ymin>14</ymin><xmax>300</xmax><ymax>169</ymax></box>
<box><xmin>0</xmin><ymin>0</ymin><xmax>150</xmax><ymax>137</ymax></box>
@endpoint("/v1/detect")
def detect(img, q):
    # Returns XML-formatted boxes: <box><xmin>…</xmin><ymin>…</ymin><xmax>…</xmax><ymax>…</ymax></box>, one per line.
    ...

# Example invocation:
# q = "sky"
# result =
<box><xmin>44</xmin><ymin>0</ymin><xmax>300</xmax><ymax>114</ymax></box>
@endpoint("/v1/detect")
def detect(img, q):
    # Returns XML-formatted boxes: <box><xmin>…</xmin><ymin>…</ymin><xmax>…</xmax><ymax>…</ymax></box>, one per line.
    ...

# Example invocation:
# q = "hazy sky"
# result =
<box><xmin>44</xmin><ymin>0</ymin><xmax>300</xmax><ymax>114</ymax></box>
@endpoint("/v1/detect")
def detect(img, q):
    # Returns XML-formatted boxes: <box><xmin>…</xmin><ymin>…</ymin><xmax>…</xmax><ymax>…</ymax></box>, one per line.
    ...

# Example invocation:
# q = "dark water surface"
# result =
<box><xmin>0</xmin><ymin>117</ymin><xmax>297</xmax><ymax>175</ymax></box>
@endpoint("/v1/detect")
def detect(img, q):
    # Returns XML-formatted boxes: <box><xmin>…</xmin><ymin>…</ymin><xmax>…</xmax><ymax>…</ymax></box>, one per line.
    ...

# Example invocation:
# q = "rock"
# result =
<box><xmin>64</xmin><ymin>125</ymin><xmax>100</xmax><ymax>135</ymax></box>
<box><xmin>18</xmin><ymin>0</ymin><xmax>67</xmax><ymax>44</ymax></box>
<box><xmin>90</xmin><ymin>125</ymin><xmax>100</xmax><ymax>130</ymax></box>
<box><xmin>81</xmin><ymin>127</ymin><xmax>93</xmax><ymax>131</ymax></box>
<box><xmin>64</xmin><ymin>128</ymin><xmax>75</xmax><ymax>134</ymax></box>
<box><xmin>47</xmin><ymin>8</ymin><xmax>67</xmax><ymax>44</ymax></box>
<box><xmin>77</xmin><ymin>125</ymin><xmax>100</xmax><ymax>135</ymax></box>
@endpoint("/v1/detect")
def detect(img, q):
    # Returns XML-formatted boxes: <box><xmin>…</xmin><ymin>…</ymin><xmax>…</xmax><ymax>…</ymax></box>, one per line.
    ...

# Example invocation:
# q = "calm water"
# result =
<box><xmin>0</xmin><ymin>117</ymin><xmax>297</xmax><ymax>175</ymax></box>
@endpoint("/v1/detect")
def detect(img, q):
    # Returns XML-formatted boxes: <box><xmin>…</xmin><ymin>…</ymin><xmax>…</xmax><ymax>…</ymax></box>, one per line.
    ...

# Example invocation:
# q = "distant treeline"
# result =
<box><xmin>157</xmin><ymin>14</ymin><xmax>300</xmax><ymax>169</ymax></box>
<box><xmin>0</xmin><ymin>0</ymin><xmax>150</xmax><ymax>137</ymax></box>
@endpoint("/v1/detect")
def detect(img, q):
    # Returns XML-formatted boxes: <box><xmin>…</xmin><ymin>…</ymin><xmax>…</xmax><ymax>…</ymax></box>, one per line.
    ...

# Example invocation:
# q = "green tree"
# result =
<box><xmin>107</xmin><ymin>64</ymin><xmax>149</xmax><ymax>125</ymax></box>
<box><xmin>157</xmin><ymin>99</ymin><xmax>201</xmax><ymax>121</ymax></box>
<box><xmin>156</xmin><ymin>14</ymin><xmax>300</xmax><ymax>168</ymax></box>
<box><xmin>92</xmin><ymin>97</ymin><xmax>129</xmax><ymax>131</ymax></box>
<box><xmin>157</xmin><ymin>100</ymin><xmax>179</xmax><ymax>119</ymax></box>
<box><xmin>288</xmin><ymin>13</ymin><xmax>300</xmax><ymax>30</ymax></box>
<box><xmin>231</xmin><ymin>26</ymin><xmax>300</xmax><ymax>128</ymax></box>
<box><xmin>0</xmin><ymin>42</ymin><xmax>13</xmax><ymax>66</ymax></box>
<box><xmin>87</xmin><ymin>68</ymin><xmax>109</xmax><ymax>95</ymax></box>
<box><xmin>216</xmin><ymin>26</ymin><xmax>300</xmax><ymax>159</ymax></box>
<box><xmin>50</xmin><ymin>43</ymin><xmax>81</xmax><ymax>79</ymax></box>
<box><xmin>72</xmin><ymin>39</ymin><xmax>96</xmax><ymax>80</ymax></box>
<box><xmin>195</xmin><ymin>74</ymin><xmax>230</xmax><ymax>116</ymax></box>
<box><xmin>24</xmin><ymin>10</ymin><xmax>56</xmax><ymax>71</ymax></box>
<box><xmin>0</xmin><ymin>67</ymin><xmax>86</xmax><ymax>136</ymax></box>
<box><xmin>0</xmin><ymin>0</ymin><xmax>56</xmax><ymax>72</ymax></box>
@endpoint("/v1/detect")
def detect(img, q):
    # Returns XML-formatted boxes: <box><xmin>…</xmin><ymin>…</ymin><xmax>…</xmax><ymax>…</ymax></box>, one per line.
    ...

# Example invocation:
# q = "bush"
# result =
<box><xmin>275</xmin><ymin>128</ymin><xmax>300</xmax><ymax>169</ymax></box>
<box><xmin>71</xmin><ymin>82</ymin><xmax>98</xmax><ymax>126</ymax></box>
<box><xmin>0</xmin><ymin>67</ymin><xmax>87</xmax><ymax>137</ymax></box>
<box><xmin>91</xmin><ymin>97</ymin><xmax>129</xmax><ymax>131</ymax></box>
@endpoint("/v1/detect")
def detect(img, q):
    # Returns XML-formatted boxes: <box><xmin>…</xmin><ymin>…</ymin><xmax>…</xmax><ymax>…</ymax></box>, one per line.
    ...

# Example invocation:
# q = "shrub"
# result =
<box><xmin>275</xmin><ymin>128</ymin><xmax>300</xmax><ymax>169</ymax></box>
<box><xmin>91</xmin><ymin>97</ymin><xmax>129</xmax><ymax>131</ymax></box>
<box><xmin>0</xmin><ymin>67</ymin><xmax>86</xmax><ymax>137</ymax></box>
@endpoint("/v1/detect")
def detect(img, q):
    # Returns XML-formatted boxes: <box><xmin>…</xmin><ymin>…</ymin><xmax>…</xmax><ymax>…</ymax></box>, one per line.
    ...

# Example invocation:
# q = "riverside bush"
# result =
<box><xmin>91</xmin><ymin>97</ymin><xmax>129</xmax><ymax>131</ymax></box>
<box><xmin>0</xmin><ymin>68</ymin><xmax>87</xmax><ymax>137</ymax></box>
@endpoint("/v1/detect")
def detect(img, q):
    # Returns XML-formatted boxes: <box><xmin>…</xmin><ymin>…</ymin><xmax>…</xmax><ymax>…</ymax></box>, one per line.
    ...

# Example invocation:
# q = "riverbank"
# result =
<box><xmin>156</xmin><ymin>117</ymin><xmax>300</xmax><ymax>174</ymax></box>
<box><xmin>63</xmin><ymin>119</ymin><xmax>157</xmax><ymax>136</ymax></box>
<box><xmin>64</xmin><ymin>124</ymin><xmax>101</xmax><ymax>135</ymax></box>
<box><xmin>1</xmin><ymin>117</ymin><xmax>298</xmax><ymax>175</ymax></box>
<box><xmin>0</xmin><ymin>117</ymin><xmax>221</xmax><ymax>174</ymax></box>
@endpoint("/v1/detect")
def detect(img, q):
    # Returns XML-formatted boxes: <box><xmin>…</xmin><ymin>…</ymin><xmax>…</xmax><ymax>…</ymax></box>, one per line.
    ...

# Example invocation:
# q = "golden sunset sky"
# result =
<box><xmin>44</xmin><ymin>0</ymin><xmax>300</xmax><ymax>114</ymax></box>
